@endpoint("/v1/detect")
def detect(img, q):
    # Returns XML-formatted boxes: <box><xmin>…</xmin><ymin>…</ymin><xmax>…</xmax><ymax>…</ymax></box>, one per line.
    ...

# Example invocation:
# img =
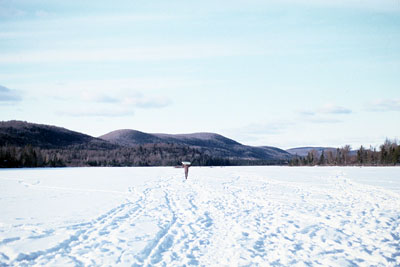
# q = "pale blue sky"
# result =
<box><xmin>1</xmin><ymin>0</ymin><xmax>399</xmax><ymax>149</ymax></box>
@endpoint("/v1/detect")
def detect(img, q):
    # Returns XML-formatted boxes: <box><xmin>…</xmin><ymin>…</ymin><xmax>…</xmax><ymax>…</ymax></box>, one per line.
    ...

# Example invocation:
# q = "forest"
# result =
<box><xmin>0</xmin><ymin>143</ymin><xmax>284</xmax><ymax>168</ymax></box>
<box><xmin>1</xmin><ymin>139</ymin><xmax>399</xmax><ymax>168</ymax></box>
<box><xmin>289</xmin><ymin>139</ymin><xmax>400</xmax><ymax>166</ymax></box>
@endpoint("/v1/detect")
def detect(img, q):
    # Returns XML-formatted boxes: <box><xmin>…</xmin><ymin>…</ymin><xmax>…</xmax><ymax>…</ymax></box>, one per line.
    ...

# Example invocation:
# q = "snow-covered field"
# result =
<box><xmin>0</xmin><ymin>166</ymin><xmax>399</xmax><ymax>266</ymax></box>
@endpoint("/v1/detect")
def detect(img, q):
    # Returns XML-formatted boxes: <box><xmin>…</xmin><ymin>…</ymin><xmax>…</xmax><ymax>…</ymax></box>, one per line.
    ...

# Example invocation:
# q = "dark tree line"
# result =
<box><xmin>0</xmin><ymin>143</ymin><xmax>271</xmax><ymax>168</ymax></box>
<box><xmin>0</xmin><ymin>145</ymin><xmax>64</xmax><ymax>167</ymax></box>
<box><xmin>290</xmin><ymin>139</ymin><xmax>400</xmax><ymax>166</ymax></box>
<box><xmin>4</xmin><ymin>139</ymin><xmax>397</xmax><ymax>168</ymax></box>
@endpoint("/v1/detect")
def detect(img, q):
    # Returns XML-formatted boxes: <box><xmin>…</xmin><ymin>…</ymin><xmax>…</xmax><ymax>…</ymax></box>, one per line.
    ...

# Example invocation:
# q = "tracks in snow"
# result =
<box><xmin>2</xmin><ymin>170</ymin><xmax>400</xmax><ymax>266</ymax></box>
<box><xmin>10</xmin><ymin>188</ymin><xmax>149</xmax><ymax>266</ymax></box>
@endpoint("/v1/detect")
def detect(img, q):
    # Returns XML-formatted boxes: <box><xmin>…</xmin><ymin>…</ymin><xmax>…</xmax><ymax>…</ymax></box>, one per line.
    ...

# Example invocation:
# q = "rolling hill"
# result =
<box><xmin>0</xmin><ymin>120</ymin><xmax>292</xmax><ymax>166</ymax></box>
<box><xmin>0</xmin><ymin>121</ymin><xmax>116</xmax><ymax>149</ymax></box>
<box><xmin>100</xmin><ymin>129</ymin><xmax>292</xmax><ymax>161</ymax></box>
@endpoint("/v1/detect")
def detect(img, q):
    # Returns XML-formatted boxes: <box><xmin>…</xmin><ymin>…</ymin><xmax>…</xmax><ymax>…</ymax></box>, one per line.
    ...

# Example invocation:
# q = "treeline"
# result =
<box><xmin>0</xmin><ymin>145</ymin><xmax>65</xmax><ymax>167</ymax></box>
<box><xmin>4</xmin><ymin>140</ymin><xmax>398</xmax><ymax>168</ymax></box>
<box><xmin>0</xmin><ymin>143</ymin><xmax>268</xmax><ymax>168</ymax></box>
<box><xmin>290</xmin><ymin>139</ymin><xmax>400</xmax><ymax>166</ymax></box>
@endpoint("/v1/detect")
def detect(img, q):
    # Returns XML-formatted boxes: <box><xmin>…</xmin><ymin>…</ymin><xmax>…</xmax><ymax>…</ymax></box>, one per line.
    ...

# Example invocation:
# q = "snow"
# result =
<box><xmin>0</xmin><ymin>166</ymin><xmax>399</xmax><ymax>266</ymax></box>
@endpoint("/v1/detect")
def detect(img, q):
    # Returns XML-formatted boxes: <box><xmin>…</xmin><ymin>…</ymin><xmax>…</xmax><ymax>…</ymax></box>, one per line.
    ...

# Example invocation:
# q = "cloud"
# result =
<box><xmin>299</xmin><ymin>104</ymin><xmax>352</xmax><ymax>116</ymax></box>
<box><xmin>275</xmin><ymin>0</ymin><xmax>397</xmax><ymax>11</ymax></box>
<box><xmin>0</xmin><ymin>43</ymin><xmax>260</xmax><ymax>64</ymax></box>
<box><xmin>59</xmin><ymin>107</ymin><xmax>134</xmax><ymax>118</ymax></box>
<box><xmin>299</xmin><ymin>111</ymin><xmax>316</xmax><ymax>116</ymax></box>
<box><xmin>367</xmin><ymin>99</ymin><xmax>400</xmax><ymax>112</ymax></box>
<box><xmin>304</xmin><ymin>117</ymin><xmax>342</xmax><ymax>124</ymax></box>
<box><xmin>0</xmin><ymin>85</ymin><xmax>22</xmax><ymax>102</ymax></box>
<box><xmin>79</xmin><ymin>93</ymin><xmax>120</xmax><ymax>104</ymax></box>
<box><xmin>35</xmin><ymin>10</ymin><xmax>51</xmax><ymax>17</ymax></box>
<box><xmin>0</xmin><ymin>7</ymin><xmax>26</xmax><ymax>19</ymax></box>
<box><xmin>223</xmin><ymin>119</ymin><xmax>299</xmax><ymax>148</ymax></box>
<box><xmin>80</xmin><ymin>91</ymin><xmax>172</xmax><ymax>109</ymax></box>
<box><xmin>57</xmin><ymin>90</ymin><xmax>171</xmax><ymax>118</ymax></box>
<box><xmin>124</xmin><ymin>96</ymin><xmax>172</xmax><ymax>109</ymax></box>
<box><xmin>97</xmin><ymin>96</ymin><xmax>120</xmax><ymax>103</ymax></box>
<box><xmin>231</xmin><ymin>111</ymin><xmax>344</xmax><ymax>143</ymax></box>
<box><xmin>226</xmin><ymin>120</ymin><xmax>296</xmax><ymax>145</ymax></box>
<box><xmin>242</xmin><ymin>121</ymin><xmax>295</xmax><ymax>135</ymax></box>
<box><xmin>318</xmin><ymin>104</ymin><xmax>352</xmax><ymax>114</ymax></box>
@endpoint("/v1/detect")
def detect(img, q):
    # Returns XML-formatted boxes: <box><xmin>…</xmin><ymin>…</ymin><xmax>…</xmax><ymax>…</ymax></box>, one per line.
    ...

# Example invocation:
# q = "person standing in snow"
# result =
<box><xmin>182</xmin><ymin>161</ymin><xmax>191</xmax><ymax>179</ymax></box>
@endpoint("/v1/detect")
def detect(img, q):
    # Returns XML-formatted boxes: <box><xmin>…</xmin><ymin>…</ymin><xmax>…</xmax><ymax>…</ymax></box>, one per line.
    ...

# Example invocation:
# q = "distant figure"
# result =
<box><xmin>182</xmin><ymin>161</ymin><xmax>191</xmax><ymax>179</ymax></box>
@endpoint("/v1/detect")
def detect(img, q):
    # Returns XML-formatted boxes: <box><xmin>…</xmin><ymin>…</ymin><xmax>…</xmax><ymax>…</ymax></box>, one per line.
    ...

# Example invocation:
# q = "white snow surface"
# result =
<box><xmin>0</xmin><ymin>166</ymin><xmax>399</xmax><ymax>266</ymax></box>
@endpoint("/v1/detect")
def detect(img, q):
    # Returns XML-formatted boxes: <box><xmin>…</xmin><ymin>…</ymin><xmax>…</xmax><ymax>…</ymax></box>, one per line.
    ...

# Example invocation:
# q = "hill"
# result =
<box><xmin>100</xmin><ymin>130</ymin><xmax>292</xmax><ymax>161</ymax></box>
<box><xmin>99</xmin><ymin>129</ymin><xmax>164</xmax><ymax>146</ymax></box>
<box><xmin>0</xmin><ymin>120</ymin><xmax>292</xmax><ymax>167</ymax></box>
<box><xmin>0</xmin><ymin>121</ymin><xmax>115</xmax><ymax>149</ymax></box>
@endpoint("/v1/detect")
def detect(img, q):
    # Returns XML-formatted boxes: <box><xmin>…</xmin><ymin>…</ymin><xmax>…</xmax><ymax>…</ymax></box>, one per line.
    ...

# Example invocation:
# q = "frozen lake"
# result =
<box><xmin>0</xmin><ymin>166</ymin><xmax>399</xmax><ymax>266</ymax></box>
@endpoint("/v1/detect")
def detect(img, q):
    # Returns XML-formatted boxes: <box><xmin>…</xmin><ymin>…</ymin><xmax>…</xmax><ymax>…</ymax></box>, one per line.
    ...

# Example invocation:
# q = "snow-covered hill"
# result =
<box><xmin>0</xmin><ymin>167</ymin><xmax>399</xmax><ymax>266</ymax></box>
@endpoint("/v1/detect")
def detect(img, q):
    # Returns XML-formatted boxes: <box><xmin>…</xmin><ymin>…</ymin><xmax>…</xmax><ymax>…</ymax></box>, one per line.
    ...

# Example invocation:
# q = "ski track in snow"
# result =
<box><xmin>0</xmin><ymin>167</ymin><xmax>399</xmax><ymax>266</ymax></box>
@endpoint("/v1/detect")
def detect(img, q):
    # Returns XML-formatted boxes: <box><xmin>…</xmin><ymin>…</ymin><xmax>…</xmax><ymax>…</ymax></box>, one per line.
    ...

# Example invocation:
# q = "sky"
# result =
<box><xmin>1</xmin><ymin>0</ymin><xmax>400</xmax><ymax>149</ymax></box>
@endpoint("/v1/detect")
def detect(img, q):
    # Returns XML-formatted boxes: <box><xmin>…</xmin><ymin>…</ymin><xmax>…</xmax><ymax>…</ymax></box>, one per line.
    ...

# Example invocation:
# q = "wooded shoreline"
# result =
<box><xmin>1</xmin><ymin>139</ymin><xmax>399</xmax><ymax>168</ymax></box>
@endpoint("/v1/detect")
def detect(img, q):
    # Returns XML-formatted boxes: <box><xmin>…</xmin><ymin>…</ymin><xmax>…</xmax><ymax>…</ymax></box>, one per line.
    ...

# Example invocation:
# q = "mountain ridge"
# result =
<box><xmin>0</xmin><ymin>120</ymin><xmax>115</xmax><ymax>149</ymax></box>
<box><xmin>99</xmin><ymin>129</ymin><xmax>291</xmax><ymax>161</ymax></box>
<box><xmin>0</xmin><ymin>120</ymin><xmax>292</xmax><ymax>165</ymax></box>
